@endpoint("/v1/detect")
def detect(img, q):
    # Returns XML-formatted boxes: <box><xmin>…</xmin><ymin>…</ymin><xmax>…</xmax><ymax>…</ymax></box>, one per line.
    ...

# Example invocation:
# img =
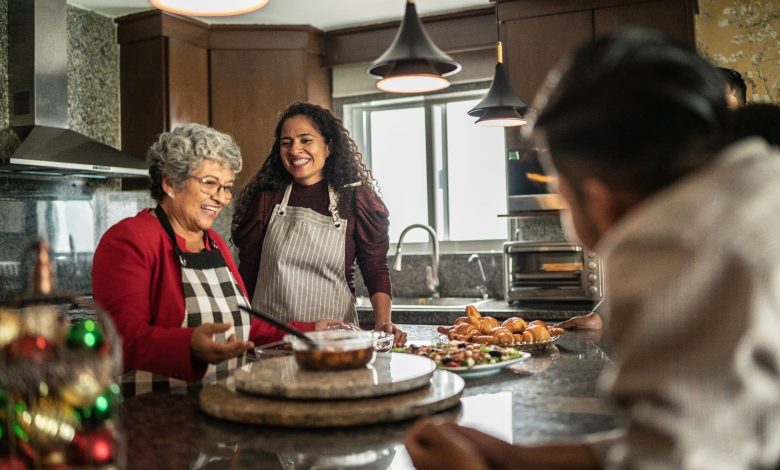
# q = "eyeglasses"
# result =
<box><xmin>188</xmin><ymin>175</ymin><xmax>235</xmax><ymax>199</ymax></box>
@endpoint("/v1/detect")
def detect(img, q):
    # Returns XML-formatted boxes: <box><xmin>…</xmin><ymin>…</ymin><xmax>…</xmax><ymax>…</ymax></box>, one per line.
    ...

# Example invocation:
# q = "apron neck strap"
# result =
<box><xmin>154</xmin><ymin>206</ymin><xmax>215</xmax><ymax>266</ymax></box>
<box><xmin>280</xmin><ymin>183</ymin><xmax>342</xmax><ymax>227</ymax></box>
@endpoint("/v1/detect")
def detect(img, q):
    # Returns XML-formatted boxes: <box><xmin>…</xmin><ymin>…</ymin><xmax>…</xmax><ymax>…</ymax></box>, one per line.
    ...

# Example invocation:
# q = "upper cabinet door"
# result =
<box><xmin>502</xmin><ymin>11</ymin><xmax>593</xmax><ymax>107</ymax></box>
<box><xmin>594</xmin><ymin>0</ymin><xmax>696</xmax><ymax>46</ymax></box>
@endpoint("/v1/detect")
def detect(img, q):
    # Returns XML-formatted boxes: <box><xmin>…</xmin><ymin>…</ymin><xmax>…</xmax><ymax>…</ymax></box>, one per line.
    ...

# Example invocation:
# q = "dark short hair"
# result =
<box><xmin>718</xmin><ymin>67</ymin><xmax>747</xmax><ymax>105</ymax></box>
<box><xmin>532</xmin><ymin>29</ymin><xmax>730</xmax><ymax>197</ymax></box>
<box><xmin>732</xmin><ymin>103</ymin><xmax>780</xmax><ymax>146</ymax></box>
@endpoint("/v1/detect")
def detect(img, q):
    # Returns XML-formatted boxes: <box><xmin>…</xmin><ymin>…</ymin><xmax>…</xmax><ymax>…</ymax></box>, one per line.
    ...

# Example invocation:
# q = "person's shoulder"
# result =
<box><xmin>100</xmin><ymin>209</ymin><xmax>165</xmax><ymax>246</ymax></box>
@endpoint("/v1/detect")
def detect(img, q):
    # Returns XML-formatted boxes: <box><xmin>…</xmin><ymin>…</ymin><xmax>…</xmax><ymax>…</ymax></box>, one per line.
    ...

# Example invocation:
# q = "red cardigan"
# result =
<box><xmin>92</xmin><ymin>209</ymin><xmax>315</xmax><ymax>382</ymax></box>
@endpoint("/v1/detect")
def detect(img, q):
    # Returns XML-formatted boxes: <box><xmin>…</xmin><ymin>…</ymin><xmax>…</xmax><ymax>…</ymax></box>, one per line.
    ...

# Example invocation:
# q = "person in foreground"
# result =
<box><xmin>93</xmin><ymin>124</ymin><xmax>340</xmax><ymax>390</ymax></box>
<box><xmin>405</xmin><ymin>29</ymin><xmax>780</xmax><ymax>470</ymax></box>
<box><xmin>232</xmin><ymin>102</ymin><xmax>406</xmax><ymax>345</ymax></box>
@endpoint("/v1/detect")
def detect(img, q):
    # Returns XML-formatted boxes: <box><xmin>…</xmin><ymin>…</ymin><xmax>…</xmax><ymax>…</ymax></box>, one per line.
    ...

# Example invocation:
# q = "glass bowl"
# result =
<box><xmin>284</xmin><ymin>330</ymin><xmax>376</xmax><ymax>371</ymax></box>
<box><xmin>373</xmin><ymin>331</ymin><xmax>394</xmax><ymax>352</ymax></box>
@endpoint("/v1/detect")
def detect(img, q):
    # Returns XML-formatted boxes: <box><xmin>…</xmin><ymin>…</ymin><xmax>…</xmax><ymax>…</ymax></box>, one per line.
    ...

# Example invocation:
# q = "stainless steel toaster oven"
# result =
<box><xmin>504</xmin><ymin>241</ymin><xmax>603</xmax><ymax>303</ymax></box>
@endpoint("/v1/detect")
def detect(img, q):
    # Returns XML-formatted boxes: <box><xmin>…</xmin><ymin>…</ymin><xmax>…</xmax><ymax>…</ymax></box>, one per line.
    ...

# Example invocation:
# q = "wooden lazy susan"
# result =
<box><xmin>199</xmin><ymin>352</ymin><xmax>464</xmax><ymax>428</ymax></box>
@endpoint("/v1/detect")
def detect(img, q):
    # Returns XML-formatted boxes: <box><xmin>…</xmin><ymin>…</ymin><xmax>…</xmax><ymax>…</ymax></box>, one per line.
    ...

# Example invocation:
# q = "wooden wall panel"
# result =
<box><xmin>119</xmin><ymin>38</ymin><xmax>166</xmax><ymax>160</ymax></box>
<box><xmin>210</xmin><ymin>49</ymin><xmax>308</xmax><ymax>189</ymax></box>
<box><xmin>503</xmin><ymin>11</ymin><xmax>593</xmax><ymax>105</ymax></box>
<box><xmin>167</xmin><ymin>38</ymin><xmax>209</xmax><ymax>130</ymax></box>
<box><xmin>594</xmin><ymin>0</ymin><xmax>696</xmax><ymax>45</ymax></box>
<box><xmin>307</xmin><ymin>52</ymin><xmax>332</xmax><ymax>110</ymax></box>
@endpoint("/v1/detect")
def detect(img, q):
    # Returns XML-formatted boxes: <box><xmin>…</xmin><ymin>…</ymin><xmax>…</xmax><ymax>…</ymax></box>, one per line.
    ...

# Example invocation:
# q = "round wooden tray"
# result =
<box><xmin>233</xmin><ymin>352</ymin><xmax>436</xmax><ymax>399</ymax></box>
<box><xmin>199</xmin><ymin>370</ymin><xmax>464</xmax><ymax>428</ymax></box>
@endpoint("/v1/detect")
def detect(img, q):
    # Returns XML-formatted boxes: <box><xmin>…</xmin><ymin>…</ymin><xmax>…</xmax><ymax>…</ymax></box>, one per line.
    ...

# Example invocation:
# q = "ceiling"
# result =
<box><xmin>67</xmin><ymin>0</ymin><xmax>493</xmax><ymax>31</ymax></box>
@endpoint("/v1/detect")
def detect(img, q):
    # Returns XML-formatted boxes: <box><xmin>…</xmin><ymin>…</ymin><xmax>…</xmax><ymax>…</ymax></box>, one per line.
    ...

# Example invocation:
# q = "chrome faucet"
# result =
<box><xmin>391</xmin><ymin>223</ymin><xmax>440</xmax><ymax>298</ymax></box>
<box><xmin>468</xmin><ymin>253</ymin><xmax>490</xmax><ymax>299</ymax></box>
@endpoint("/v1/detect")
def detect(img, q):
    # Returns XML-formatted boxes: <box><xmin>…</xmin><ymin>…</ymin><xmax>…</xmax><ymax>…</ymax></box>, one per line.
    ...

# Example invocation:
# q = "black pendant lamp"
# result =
<box><xmin>467</xmin><ymin>6</ymin><xmax>527</xmax><ymax>127</ymax></box>
<box><xmin>367</xmin><ymin>0</ymin><xmax>461</xmax><ymax>94</ymax></box>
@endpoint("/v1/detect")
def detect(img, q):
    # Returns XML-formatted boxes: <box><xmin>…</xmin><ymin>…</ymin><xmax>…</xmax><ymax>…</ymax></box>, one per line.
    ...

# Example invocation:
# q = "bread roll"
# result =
<box><xmin>465</xmin><ymin>305</ymin><xmax>482</xmax><ymax>319</ymax></box>
<box><xmin>472</xmin><ymin>335</ymin><xmax>498</xmax><ymax>345</ymax></box>
<box><xmin>521</xmin><ymin>331</ymin><xmax>534</xmax><ymax>343</ymax></box>
<box><xmin>526</xmin><ymin>324</ymin><xmax>550</xmax><ymax>342</ymax></box>
<box><xmin>502</xmin><ymin>317</ymin><xmax>527</xmax><ymax>333</ymax></box>
<box><xmin>478</xmin><ymin>318</ymin><xmax>495</xmax><ymax>335</ymax></box>
<box><xmin>490</xmin><ymin>327</ymin><xmax>514</xmax><ymax>346</ymax></box>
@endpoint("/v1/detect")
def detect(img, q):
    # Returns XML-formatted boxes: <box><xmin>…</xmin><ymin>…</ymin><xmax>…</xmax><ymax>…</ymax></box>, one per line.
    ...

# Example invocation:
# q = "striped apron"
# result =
<box><xmin>251</xmin><ymin>183</ymin><xmax>358</xmax><ymax>324</ymax></box>
<box><xmin>122</xmin><ymin>206</ymin><xmax>251</xmax><ymax>396</ymax></box>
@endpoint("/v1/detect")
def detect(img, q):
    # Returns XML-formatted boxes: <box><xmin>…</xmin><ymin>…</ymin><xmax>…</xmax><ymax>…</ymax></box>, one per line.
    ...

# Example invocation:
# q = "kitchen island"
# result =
<box><xmin>121</xmin><ymin>325</ymin><xmax>620</xmax><ymax>469</ymax></box>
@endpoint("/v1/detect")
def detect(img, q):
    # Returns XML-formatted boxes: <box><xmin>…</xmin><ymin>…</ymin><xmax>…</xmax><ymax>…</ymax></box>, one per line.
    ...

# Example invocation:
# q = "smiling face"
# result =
<box><xmin>279</xmin><ymin>115</ymin><xmax>330</xmax><ymax>186</ymax></box>
<box><xmin>164</xmin><ymin>159</ymin><xmax>234</xmax><ymax>236</ymax></box>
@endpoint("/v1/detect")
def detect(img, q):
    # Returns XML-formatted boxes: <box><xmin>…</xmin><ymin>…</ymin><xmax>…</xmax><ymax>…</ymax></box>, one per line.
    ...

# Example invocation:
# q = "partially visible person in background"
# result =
<box><xmin>406</xmin><ymin>29</ymin><xmax>780</xmax><ymax>470</ymax></box>
<box><xmin>733</xmin><ymin>102</ymin><xmax>780</xmax><ymax>146</ymax></box>
<box><xmin>232</xmin><ymin>102</ymin><xmax>406</xmax><ymax>345</ymax></box>
<box><xmin>93</xmin><ymin>124</ymin><xmax>340</xmax><ymax>391</ymax></box>
<box><xmin>718</xmin><ymin>66</ymin><xmax>747</xmax><ymax>108</ymax></box>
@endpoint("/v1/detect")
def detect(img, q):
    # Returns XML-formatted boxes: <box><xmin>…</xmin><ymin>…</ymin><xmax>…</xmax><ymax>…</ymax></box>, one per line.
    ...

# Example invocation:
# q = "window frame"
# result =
<box><xmin>340</xmin><ymin>87</ymin><xmax>509</xmax><ymax>255</ymax></box>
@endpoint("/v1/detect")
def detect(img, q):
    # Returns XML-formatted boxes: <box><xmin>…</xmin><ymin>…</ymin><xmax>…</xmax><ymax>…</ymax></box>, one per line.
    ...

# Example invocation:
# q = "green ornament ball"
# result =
<box><xmin>66</xmin><ymin>320</ymin><xmax>104</xmax><ymax>350</ymax></box>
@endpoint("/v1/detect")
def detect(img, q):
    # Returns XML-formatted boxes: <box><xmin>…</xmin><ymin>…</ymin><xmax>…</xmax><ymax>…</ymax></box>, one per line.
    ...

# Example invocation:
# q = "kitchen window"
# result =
<box><xmin>343</xmin><ymin>90</ymin><xmax>508</xmax><ymax>250</ymax></box>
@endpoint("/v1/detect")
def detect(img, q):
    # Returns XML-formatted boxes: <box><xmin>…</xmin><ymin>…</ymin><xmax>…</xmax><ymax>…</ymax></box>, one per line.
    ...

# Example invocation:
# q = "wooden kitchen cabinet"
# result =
<box><xmin>209</xmin><ymin>26</ymin><xmax>331</xmax><ymax>189</ymax></box>
<box><xmin>499</xmin><ymin>0</ymin><xmax>698</xmax><ymax>148</ymax></box>
<box><xmin>116</xmin><ymin>13</ymin><xmax>331</xmax><ymax>190</ymax></box>
<box><xmin>116</xmin><ymin>12</ymin><xmax>209</xmax><ymax>161</ymax></box>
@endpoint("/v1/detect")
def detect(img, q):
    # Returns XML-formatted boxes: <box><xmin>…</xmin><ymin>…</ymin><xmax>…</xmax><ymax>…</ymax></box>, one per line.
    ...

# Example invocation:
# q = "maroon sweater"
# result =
<box><xmin>233</xmin><ymin>180</ymin><xmax>392</xmax><ymax>300</ymax></box>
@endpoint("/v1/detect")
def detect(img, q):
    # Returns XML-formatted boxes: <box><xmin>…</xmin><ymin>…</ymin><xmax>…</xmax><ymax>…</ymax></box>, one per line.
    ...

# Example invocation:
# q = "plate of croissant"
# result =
<box><xmin>436</xmin><ymin>305</ymin><xmax>565</xmax><ymax>352</ymax></box>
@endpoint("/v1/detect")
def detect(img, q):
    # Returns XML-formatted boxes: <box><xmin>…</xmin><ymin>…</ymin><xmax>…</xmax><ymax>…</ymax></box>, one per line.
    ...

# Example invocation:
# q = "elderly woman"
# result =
<box><xmin>93</xmin><ymin>124</ymin><xmax>339</xmax><ymax>389</ymax></box>
<box><xmin>232</xmin><ymin>102</ymin><xmax>406</xmax><ymax>345</ymax></box>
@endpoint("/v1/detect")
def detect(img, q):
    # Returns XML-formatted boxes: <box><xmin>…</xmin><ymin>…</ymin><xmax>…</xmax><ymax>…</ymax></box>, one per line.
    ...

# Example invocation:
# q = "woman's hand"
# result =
<box><xmin>313</xmin><ymin>318</ymin><xmax>344</xmax><ymax>330</ymax></box>
<box><xmin>375</xmin><ymin>322</ymin><xmax>407</xmax><ymax>346</ymax></box>
<box><xmin>190</xmin><ymin>322</ymin><xmax>254</xmax><ymax>365</ymax></box>
<box><xmin>554</xmin><ymin>312</ymin><xmax>603</xmax><ymax>330</ymax></box>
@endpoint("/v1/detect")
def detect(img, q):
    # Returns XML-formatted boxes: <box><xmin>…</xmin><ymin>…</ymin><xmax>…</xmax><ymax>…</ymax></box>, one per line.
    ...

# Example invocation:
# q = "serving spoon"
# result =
<box><xmin>239</xmin><ymin>305</ymin><xmax>318</xmax><ymax>349</ymax></box>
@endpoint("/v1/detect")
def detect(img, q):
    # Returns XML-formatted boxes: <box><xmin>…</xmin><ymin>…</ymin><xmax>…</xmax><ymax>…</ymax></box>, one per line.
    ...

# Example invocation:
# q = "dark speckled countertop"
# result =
<box><xmin>120</xmin><ymin>325</ymin><xmax>621</xmax><ymax>470</ymax></box>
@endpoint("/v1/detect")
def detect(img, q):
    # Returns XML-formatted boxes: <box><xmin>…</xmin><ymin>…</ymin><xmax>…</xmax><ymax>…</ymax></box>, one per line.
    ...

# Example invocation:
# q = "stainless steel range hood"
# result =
<box><xmin>1</xmin><ymin>0</ymin><xmax>147</xmax><ymax>177</ymax></box>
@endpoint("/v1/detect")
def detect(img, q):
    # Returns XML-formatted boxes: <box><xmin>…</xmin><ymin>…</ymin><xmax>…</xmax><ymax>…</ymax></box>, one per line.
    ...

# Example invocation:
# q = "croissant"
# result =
<box><xmin>454</xmin><ymin>323</ymin><xmax>480</xmax><ymax>340</ymax></box>
<box><xmin>521</xmin><ymin>330</ymin><xmax>534</xmax><ymax>343</ymax></box>
<box><xmin>472</xmin><ymin>335</ymin><xmax>498</xmax><ymax>345</ymax></box>
<box><xmin>477</xmin><ymin>317</ymin><xmax>497</xmax><ymax>335</ymax></box>
<box><xmin>437</xmin><ymin>325</ymin><xmax>454</xmax><ymax>335</ymax></box>
<box><xmin>465</xmin><ymin>305</ymin><xmax>482</xmax><ymax>319</ymax></box>
<box><xmin>489</xmin><ymin>326</ymin><xmax>514</xmax><ymax>346</ymax></box>
<box><xmin>525</xmin><ymin>324</ymin><xmax>550</xmax><ymax>342</ymax></box>
<box><xmin>513</xmin><ymin>333</ymin><xmax>524</xmax><ymax>343</ymax></box>
<box><xmin>454</xmin><ymin>316</ymin><xmax>477</xmax><ymax>326</ymax></box>
<box><xmin>528</xmin><ymin>320</ymin><xmax>547</xmax><ymax>328</ymax></box>
<box><xmin>501</xmin><ymin>317</ymin><xmax>527</xmax><ymax>334</ymax></box>
<box><xmin>549</xmin><ymin>327</ymin><xmax>565</xmax><ymax>337</ymax></box>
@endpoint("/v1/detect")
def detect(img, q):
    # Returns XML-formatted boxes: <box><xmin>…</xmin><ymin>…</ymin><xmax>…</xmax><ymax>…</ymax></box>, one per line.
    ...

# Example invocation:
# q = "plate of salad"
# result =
<box><xmin>392</xmin><ymin>341</ymin><xmax>530</xmax><ymax>378</ymax></box>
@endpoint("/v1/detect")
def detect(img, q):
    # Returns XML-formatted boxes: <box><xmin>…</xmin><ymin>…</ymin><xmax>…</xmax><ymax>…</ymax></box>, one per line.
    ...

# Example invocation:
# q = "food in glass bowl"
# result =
<box><xmin>285</xmin><ymin>330</ymin><xmax>376</xmax><ymax>371</ymax></box>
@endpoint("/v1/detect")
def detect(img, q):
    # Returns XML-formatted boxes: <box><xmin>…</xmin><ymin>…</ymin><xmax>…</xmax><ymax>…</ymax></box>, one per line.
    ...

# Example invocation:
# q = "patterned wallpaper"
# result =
<box><xmin>696</xmin><ymin>0</ymin><xmax>780</xmax><ymax>102</ymax></box>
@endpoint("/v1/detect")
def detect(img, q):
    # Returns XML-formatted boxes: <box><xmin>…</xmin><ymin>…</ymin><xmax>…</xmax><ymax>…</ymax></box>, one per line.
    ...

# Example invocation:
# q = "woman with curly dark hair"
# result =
<box><xmin>232</xmin><ymin>102</ymin><xmax>406</xmax><ymax>345</ymax></box>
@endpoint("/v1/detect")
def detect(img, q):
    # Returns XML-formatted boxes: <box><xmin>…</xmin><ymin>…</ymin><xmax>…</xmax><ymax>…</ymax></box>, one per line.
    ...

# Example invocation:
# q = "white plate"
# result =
<box><xmin>440</xmin><ymin>353</ymin><xmax>530</xmax><ymax>378</ymax></box>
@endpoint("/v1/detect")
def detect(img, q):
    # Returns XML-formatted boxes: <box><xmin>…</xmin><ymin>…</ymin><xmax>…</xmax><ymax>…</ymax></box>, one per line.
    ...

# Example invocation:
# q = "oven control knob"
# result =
<box><xmin>587</xmin><ymin>261</ymin><xmax>598</xmax><ymax>270</ymax></box>
<box><xmin>587</xmin><ymin>273</ymin><xmax>598</xmax><ymax>282</ymax></box>
<box><xmin>588</xmin><ymin>285</ymin><xmax>599</xmax><ymax>294</ymax></box>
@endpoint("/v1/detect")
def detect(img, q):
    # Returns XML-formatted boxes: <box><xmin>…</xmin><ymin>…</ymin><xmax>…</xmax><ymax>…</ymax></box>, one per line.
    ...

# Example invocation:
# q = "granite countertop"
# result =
<box><xmin>120</xmin><ymin>325</ymin><xmax>621</xmax><ymax>470</ymax></box>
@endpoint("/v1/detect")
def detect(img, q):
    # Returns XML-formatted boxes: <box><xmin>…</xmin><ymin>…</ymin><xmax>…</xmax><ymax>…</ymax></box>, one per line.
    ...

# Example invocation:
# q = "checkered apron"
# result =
<box><xmin>251</xmin><ymin>183</ymin><xmax>358</xmax><ymax>324</ymax></box>
<box><xmin>122</xmin><ymin>206</ymin><xmax>251</xmax><ymax>395</ymax></box>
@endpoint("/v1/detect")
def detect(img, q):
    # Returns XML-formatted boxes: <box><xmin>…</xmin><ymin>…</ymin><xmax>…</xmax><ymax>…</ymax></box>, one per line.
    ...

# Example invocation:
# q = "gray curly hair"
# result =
<box><xmin>147</xmin><ymin>123</ymin><xmax>242</xmax><ymax>202</ymax></box>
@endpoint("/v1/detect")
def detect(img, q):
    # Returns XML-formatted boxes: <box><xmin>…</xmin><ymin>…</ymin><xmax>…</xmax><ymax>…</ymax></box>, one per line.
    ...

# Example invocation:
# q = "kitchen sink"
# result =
<box><xmin>355</xmin><ymin>296</ymin><xmax>491</xmax><ymax>310</ymax></box>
